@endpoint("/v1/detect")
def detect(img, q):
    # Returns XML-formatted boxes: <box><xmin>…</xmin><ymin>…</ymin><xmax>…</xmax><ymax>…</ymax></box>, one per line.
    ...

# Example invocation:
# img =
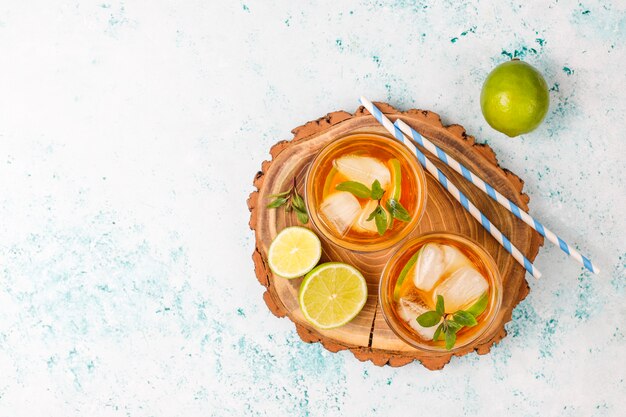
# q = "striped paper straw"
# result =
<box><xmin>394</xmin><ymin>119</ymin><xmax>599</xmax><ymax>275</ymax></box>
<box><xmin>359</xmin><ymin>96</ymin><xmax>542</xmax><ymax>279</ymax></box>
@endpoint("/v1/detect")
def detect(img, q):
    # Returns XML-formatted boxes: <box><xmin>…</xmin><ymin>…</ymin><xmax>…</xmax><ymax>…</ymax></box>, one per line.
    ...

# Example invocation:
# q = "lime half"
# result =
<box><xmin>299</xmin><ymin>262</ymin><xmax>368</xmax><ymax>329</ymax></box>
<box><xmin>268</xmin><ymin>227</ymin><xmax>322</xmax><ymax>279</ymax></box>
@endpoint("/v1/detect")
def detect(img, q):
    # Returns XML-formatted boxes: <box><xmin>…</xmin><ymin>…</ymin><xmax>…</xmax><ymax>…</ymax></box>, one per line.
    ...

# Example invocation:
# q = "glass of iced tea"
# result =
<box><xmin>305</xmin><ymin>132</ymin><xmax>427</xmax><ymax>252</ymax></box>
<box><xmin>379</xmin><ymin>232</ymin><xmax>502</xmax><ymax>351</ymax></box>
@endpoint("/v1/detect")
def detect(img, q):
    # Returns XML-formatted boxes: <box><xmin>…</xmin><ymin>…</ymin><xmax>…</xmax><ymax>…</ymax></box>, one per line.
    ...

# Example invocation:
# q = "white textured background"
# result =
<box><xmin>0</xmin><ymin>1</ymin><xmax>624</xmax><ymax>416</ymax></box>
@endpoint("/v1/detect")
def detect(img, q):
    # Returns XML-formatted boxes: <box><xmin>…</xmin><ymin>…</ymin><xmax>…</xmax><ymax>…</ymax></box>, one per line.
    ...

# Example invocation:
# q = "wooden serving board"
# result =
<box><xmin>247</xmin><ymin>102</ymin><xmax>543</xmax><ymax>370</ymax></box>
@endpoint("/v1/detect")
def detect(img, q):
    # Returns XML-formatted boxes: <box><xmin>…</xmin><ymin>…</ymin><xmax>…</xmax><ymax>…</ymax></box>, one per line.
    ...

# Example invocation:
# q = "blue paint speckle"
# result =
<box><xmin>451</xmin><ymin>26</ymin><xmax>476</xmax><ymax>44</ymax></box>
<box><xmin>501</xmin><ymin>46</ymin><xmax>538</xmax><ymax>60</ymax></box>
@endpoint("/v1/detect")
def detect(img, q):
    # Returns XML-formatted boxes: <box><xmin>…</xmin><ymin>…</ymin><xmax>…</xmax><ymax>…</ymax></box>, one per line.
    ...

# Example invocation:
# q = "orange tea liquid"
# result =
<box><xmin>320</xmin><ymin>148</ymin><xmax>417</xmax><ymax>237</ymax></box>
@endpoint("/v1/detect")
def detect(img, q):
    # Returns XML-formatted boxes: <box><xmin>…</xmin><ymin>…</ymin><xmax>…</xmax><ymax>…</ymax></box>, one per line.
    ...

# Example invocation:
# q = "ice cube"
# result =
<box><xmin>398</xmin><ymin>297</ymin><xmax>440</xmax><ymax>340</ymax></box>
<box><xmin>319</xmin><ymin>191</ymin><xmax>361</xmax><ymax>235</ymax></box>
<box><xmin>333</xmin><ymin>155</ymin><xmax>390</xmax><ymax>189</ymax></box>
<box><xmin>352</xmin><ymin>200</ymin><xmax>379</xmax><ymax>234</ymax></box>
<box><xmin>433</xmin><ymin>266</ymin><xmax>489</xmax><ymax>313</ymax></box>
<box><xmin>412</xmin><ymin>243</ymin><xmax>445</xmax><ymax>291</ymax></box>
<box><xmin>441</xmin><ymin>244</ymin><xmax>472</xmax><ymax>275</ymax></box>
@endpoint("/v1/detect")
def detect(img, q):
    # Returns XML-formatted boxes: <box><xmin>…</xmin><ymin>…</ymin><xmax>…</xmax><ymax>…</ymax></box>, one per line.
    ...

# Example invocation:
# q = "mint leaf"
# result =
<box><xmin>366</xmin><ymin>205</ymin><xmax>388</xmax><ymax>235</ymax></box>
<box><xmin>435</xmin><ymin>295</ymin><xmax>445</xmax><ymax>316</ymax></box>
<box><xmin>366</xmin><ymin>206</ymin><xmax>379</xmax><ymax>221</ymax></box>
<box><xmin>267</xmin><ymin>197</ymin><xmax>288</xmax><ymax>208</ymax></box>
<box><xmin>291</xmin><ymin>192</ymin><xmax>306</xmax><ymax>212</ymax></box>
<box><xmin>268</xmin><ymin>190</ymin><xmax>291</xmax><ymax>198</ymax></box>
<box><xmin>386</xmin><ymin>199</ymin><xmax>411</xmax><ymax>222</ymax></box>
<box><xmin>374</xmin><ymin>208</ymin><xmax>388</xmax><ymax>235</ymax></box>
<box><xmin>416</xmin><ymin>311</ymin><xmax>441</xmax><ymax>327</ymax></box>
<box><xmin>336</xmin><ymin>181</ymin><xmax>371</xmax><ymax>198</ymax></box>
<box><xmin>433</xmin><ymin>323</ymin><xmax>444</xmax><ymax>341</ymax></box>
<box><xmin>466</xmin><ymin>292</ymin><xmax>489</xmax><ymax>317</ymax></box>
<box><xmin>296</xmin><ymin>210</ymin><xmax>309</xmax><ymax>224</ymax></box>
<box><xmin>445</xmin><ymin>329</ymin><xmax>457</xmax><ymax>350</ymax></box>
<box><xmin>453</xmin><ymin>310</ymin><xmax>477</xmax><ymax>327</ymax></box>
<box><xmin>370</xmin><ymin>179</ymin><xmax>385</xmax><ymax>200</ymax></box>
<box><xmin>446</xmin><ymin>320</ymin><xmax>462</xmax><ymax>333</ymax></box>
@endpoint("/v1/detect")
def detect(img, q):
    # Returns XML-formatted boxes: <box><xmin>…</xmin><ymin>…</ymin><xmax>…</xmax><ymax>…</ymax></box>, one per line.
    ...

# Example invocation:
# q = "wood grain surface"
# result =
<box><xmin>247</xmin><ymin>103</ymin><xmax>544</xmax><ymax>370</ymax></box>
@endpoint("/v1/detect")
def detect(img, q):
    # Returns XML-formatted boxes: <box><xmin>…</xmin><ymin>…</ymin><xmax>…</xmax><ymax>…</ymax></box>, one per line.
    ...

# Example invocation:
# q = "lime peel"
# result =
<box><xmin>388</xmin><ymin>158</ymin><xmax>402</xmax><ymax>200</ymax></box>
<box><xmin>393</xmin><ymin>247</ymin><xmax>422</xmax><ymax>301</ymax></box>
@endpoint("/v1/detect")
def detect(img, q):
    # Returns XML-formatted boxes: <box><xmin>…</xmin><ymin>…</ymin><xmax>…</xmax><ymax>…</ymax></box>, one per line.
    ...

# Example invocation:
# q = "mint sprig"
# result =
<box><xmin>334</xmin><ymin>178</ymin><xmax>411</xmax><ymax>236</ymax></box>
<box><xmin>266</xmin><ymin>177</ymin><xmax>309</xmax><ymax>224</ymax></box>
<box><xmin>336</xmin><ymin>179</ymin><xmax>389</xmax><ymax>235</ymax></box>
<box><xmin>416</xmin><ymin>294</ymin><xmax>487</xmax><ymax>350</ymax></box>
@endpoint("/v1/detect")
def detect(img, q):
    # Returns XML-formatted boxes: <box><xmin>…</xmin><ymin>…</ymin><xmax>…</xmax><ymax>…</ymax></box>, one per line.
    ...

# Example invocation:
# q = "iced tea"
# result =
<box><xmin>380</xmin><ymin>233</ymin><xmax>502</xmax><ymax>351</ymax></box>
<box><xmin>305</xmin><ymin>133</ymin><xmax>427</xmax><ymax>252</ymax></box>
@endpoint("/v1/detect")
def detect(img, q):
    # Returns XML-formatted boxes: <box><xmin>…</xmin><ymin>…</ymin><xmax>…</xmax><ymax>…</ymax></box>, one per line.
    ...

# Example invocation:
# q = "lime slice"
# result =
<box><xmin>388</xmin><ymin>158</ymin><xmax>402</xmax><ymax>200</ymax></box>
<box><xmin>393</xmin><ymin>247</ymin><xmax>423</xmax><ymax>301</ymax></box>
<box><xmin>384</xmin><ymin>159</ymin><xmax>402</xmax><ymax>229</ymax></box>
<box><xmin>268</xmin><ymin>227</ymin><xmax>322</xmax><ymax>279</ymax></box>
<box><xmin>299</xmin><ymin>262</ymin><xmax>368</xmax><ymax>329</ymax></box>
<box><xmin>322</xmin><ymin>166</ymin><xmax>338</xmax><ymax>196</ymax></box>
<box><xmin>466</xmin><ymin>292</ymin><xmax>489</xmax><ymax>317</ymax></box>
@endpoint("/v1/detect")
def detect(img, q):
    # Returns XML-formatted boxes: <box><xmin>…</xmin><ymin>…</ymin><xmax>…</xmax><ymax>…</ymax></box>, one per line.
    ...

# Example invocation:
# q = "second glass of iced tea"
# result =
<box><xmin>379</xmin><ymin>232</ymin><xmax>503</xmax><ymax>352</ymax></box>
<box><xmin>305</xmin><ymin>132</ymin><xmax>427</xmax><ymax>252</ymax></box>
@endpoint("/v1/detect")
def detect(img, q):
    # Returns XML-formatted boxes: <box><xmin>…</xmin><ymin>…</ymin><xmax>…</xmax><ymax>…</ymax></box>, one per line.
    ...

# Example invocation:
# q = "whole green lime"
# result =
<box><xmin>480</xmin><ymin>59</ymin><xmax>549</xmax><ymax>137</ymax></box>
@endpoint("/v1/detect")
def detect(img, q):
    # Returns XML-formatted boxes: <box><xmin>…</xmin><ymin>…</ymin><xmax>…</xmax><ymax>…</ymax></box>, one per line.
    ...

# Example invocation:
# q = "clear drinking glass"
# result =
<box><xmin>305</xmin><ymin>132</ymin><xmax>427</xmax><ymax>252</ymax></box>
<box><xmin>379</xmin><ymin>232</ymin><xmax>503</xmax><ymax>352</ymax></box>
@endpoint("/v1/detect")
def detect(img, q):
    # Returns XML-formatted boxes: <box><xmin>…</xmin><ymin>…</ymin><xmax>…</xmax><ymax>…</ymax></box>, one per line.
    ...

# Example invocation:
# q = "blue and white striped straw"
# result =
<box><xmin>359</xmin><ymin>96</ymin><xmax>542</xmax><ymax>279</ymax></box>
<box><xmin>394</xmin><ymin>119</ymin><xmax>599</xmax><ymax>275</ymax></box>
